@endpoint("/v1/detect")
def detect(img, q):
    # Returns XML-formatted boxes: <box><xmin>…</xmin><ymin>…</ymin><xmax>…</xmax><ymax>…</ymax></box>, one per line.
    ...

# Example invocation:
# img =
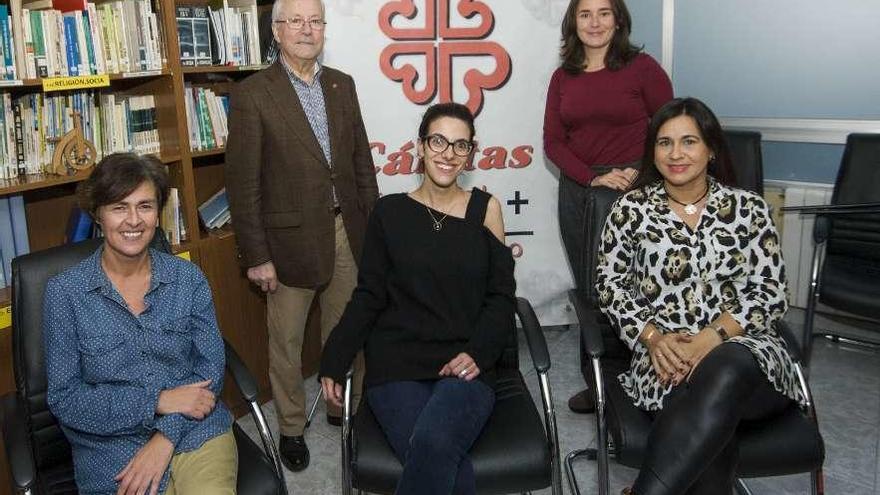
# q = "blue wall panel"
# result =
<box><xmin>628</xmin><ymin>0</ymin><xmax>664</xmax><ymax>61</ymax></box>
<box><xmin>673</xmin><ymin>0</ymin><xmax>880</xmax><ymax>119</ymax></box>
<box><xmin>762</xmin><ymin>142</ymin><xmax>844</xmax><ymax>183</ymax></box>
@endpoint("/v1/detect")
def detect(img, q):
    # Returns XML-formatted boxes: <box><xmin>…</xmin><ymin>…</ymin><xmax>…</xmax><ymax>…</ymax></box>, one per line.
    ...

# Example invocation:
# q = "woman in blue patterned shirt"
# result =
<box><xmin>43</xmin><ymin>153</ymin><xmax>236</xmax><ymax>495</ymax></box>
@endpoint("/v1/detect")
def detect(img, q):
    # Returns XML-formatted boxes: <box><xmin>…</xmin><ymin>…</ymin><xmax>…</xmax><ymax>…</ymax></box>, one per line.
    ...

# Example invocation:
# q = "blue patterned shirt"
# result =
<box><xmin>43</xmin><ymin>247</ymin><xmax>232</xmax><ymax>495</ymax></box>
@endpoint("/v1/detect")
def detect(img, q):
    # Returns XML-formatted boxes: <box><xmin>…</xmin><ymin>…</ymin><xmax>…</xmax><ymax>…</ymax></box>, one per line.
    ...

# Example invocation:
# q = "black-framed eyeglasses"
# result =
<box><xmin>423</xmin><ymin>134</ymin><xmax>474</xmax><ymax>157</ymax></box>
<box><xmin>272</xmin><ymin>18</ymin><xmax>327</xmax><ymax>31</ymax></box>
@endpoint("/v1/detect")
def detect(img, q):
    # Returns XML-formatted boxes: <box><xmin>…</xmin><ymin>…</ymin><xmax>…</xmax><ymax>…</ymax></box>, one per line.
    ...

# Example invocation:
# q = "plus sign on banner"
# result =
<box><xmin>323</xmin><ymin>0</ymin><xmax>575</xmax><ymax>325</ymax></box>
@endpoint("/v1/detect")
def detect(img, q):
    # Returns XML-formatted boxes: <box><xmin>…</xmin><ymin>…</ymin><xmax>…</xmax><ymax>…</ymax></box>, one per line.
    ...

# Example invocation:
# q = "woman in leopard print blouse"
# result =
<box><xmin>596</xmin><ymin>98</ymin><xmax>804</xmax><ymax>495</ymax></box>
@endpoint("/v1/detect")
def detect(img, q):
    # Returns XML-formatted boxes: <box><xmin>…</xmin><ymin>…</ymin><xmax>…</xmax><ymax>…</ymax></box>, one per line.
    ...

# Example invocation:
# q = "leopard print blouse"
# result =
<box><xmin>596</xmin><ymin>179</ymin><xmax>805</xmax><ymax>411</ymax></box>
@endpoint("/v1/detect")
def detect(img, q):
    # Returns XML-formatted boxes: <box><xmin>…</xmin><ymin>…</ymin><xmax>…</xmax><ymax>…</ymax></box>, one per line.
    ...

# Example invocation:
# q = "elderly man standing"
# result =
<box><xmin>225</xmin><ymin>0</ymin><xmax>378</xmax><ymax>472</ymax></box>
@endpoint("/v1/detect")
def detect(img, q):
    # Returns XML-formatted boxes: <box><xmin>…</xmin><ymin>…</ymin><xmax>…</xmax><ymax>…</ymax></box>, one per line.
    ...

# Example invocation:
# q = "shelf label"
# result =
<box><xmin>122</xmin><ymin>70</ymin><xmax>162</xmax><ymax>78</ymax></box>
<box><xmin>0</xmin><ymin>80</ymin><xmax>24</xmax><ymax>87</ymax></box>
<box><xmin>176</xmin><ymin>251</ymin><xmax>191</xmax><ymax>261</ymax></box>
<box><xmin>43</xmin><ymin>74</ymin><xmax>111</xmax><ymax>92</ymax></box>
<box><xmin>0</xmin><ymin>305</ymin><xmax>10</xmax><ymax>331</ymax></box>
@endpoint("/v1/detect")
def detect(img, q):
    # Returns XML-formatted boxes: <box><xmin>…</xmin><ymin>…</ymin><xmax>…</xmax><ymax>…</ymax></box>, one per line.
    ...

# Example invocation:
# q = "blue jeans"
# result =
<box><xmin>366</xmin><ymin>378</ymin><xmax>495</xmax><ymax>495</ymax></box>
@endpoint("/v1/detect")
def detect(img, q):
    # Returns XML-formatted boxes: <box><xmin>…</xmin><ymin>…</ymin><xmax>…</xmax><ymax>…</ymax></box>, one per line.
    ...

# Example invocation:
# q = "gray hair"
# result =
<box><xmin>272</xmin><ymin>0</ymin><xmax>326</xmax><ymax>20</ymax></box>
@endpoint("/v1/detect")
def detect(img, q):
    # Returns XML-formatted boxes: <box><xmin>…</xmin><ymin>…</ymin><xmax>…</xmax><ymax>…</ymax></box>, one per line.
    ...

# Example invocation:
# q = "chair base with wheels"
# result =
<box><xmin>338</xmin><ymin>297</ymin><xmax>562</xmax><ymax>495</ymax></box>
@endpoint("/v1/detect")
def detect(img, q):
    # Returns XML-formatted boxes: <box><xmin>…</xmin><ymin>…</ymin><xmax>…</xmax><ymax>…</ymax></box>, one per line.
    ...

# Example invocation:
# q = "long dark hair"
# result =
<box><xmin>632</xmin><ymin>97</ymin><xmax>737</xmax><ymax>190</ymax></box>
<box><xmin>559</xmin><ymin>0</ymin><xmax>641</xmax><ymax>75</ymax></box>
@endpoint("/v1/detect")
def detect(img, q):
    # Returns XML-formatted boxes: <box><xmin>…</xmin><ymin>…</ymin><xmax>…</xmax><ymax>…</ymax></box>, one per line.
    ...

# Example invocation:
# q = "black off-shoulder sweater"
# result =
<box><xmin>319</xmin><ymin>188</ymin><xmax>516</xmax><ymax>388</ymax></box>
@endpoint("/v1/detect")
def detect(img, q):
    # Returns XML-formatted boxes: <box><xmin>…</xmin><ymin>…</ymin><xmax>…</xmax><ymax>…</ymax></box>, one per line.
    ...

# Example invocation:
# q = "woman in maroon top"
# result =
<box><xmin>543</xmin><ymin>0</ymin><xmax>672</xmax><ymax>413</ymax></box>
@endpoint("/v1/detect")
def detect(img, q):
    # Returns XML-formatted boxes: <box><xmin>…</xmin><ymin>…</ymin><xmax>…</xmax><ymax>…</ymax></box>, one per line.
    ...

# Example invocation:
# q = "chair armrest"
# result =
<box><xmin>813</xmin><ymin>216</ymin><xmax>831</xmax><ymax>245</ymax></box>
<box><xmin>568</xmin><ymin>290</ymin><xmax>605</xmax><ymax>358</ymax></box>
<box><xmin>1</xmin><ymin>393</ymin><xmax>36</xmax><ymax>492</ymax></box>
<box><xmin>515</xmin><ymin>297</ymin><xmax>551</xmax><ymax>373</ymax></box>
<box><xmin>224</xmin><ymin>339</ymin><xmax>259</xmax><ymax>402</ymax></box>
<box><xmin>776</xmin><ymin>321</ymin><xmax>803</xmax><ymax>364</ymax></box>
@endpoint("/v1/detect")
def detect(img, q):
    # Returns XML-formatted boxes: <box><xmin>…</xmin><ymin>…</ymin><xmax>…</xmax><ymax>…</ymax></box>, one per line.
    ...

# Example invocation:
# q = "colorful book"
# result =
<box><xmin>29</xmin><ymin>10</ymin><xmax>48</xmax><ymax>77</ymax></box>
<box><xmin>192</xmin><ymin>5</ymin><xmax>211</xmax><ymax>66</ymax></box>
<box><xmin>62</xmin><ymin>14</ymin><xmax>78</xmax><ymax>75</ymax></box>
<box><xmin>64</xmin><ymin>206</ymin><xmax>93</xmax><ymax>243</ymax></box>
<box><xmin>8</xmin><ymin>195</ymin><xmax>30</xmax><ymax>256</ymax></box>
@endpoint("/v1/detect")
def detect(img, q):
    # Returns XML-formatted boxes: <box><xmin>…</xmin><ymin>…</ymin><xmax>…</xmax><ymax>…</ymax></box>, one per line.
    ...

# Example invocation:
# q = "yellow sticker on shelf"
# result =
<box><xmin>0</xmin><ymin>305</ymin><xmax>11</xmax><ymax>331</ymax></box>
<box><xmin>176</xmin><ymin>251</ymin><xmax>191</xmax><ymax>261</ymax></box>
<box><xmin>42</xmin><ymin>74</ymin><xmax>111</xmax><ymax>92</ymax></box>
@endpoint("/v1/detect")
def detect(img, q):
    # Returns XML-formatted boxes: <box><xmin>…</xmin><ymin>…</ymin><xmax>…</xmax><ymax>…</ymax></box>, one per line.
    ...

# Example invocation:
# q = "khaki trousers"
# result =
<box><xmin>267</xmin><ymin>215</ymin><xmax>365</xmax><ymax>436</ymax></box>
<box><xmin>164</xmin><ymin>429</ymin><xmax>237</xmax><ymax>495</ymax></box>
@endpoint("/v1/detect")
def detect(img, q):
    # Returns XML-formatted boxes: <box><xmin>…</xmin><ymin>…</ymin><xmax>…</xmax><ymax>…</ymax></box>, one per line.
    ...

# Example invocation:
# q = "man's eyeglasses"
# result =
<box><xmin>273</xmin><ymin>18</ymin><xmax>327</xmax><ymax>31</ymax></box>
<box><xmin>423</xmin><ymin>134</ymin><xmax>474</xmax><ymax>157</ymax></box>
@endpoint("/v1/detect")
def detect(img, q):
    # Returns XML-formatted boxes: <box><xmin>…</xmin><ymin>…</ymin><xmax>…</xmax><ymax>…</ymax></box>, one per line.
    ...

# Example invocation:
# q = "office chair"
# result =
<box><xmin>723</xmin><ymin>129</ymin><xmax>764</xmax><ymax>196</ymax></box>
<box><xmin>337</xmin><ymin>297</ymin><xmax>561</xmax><ymax>495</ymax></box>
<box><xmin>802</xmin><ymin>133</ymin><xmax>880</xmax><ymax>357</ymax></box>
<box><xmin>0</xmin><ymin>233</ymin><xmax>286</xmax><ymax>495</ymax></box>
<box><xmin>565</xmin><ymin>178</ymin><xmax>824</xmax><ymax>494</ymax></box>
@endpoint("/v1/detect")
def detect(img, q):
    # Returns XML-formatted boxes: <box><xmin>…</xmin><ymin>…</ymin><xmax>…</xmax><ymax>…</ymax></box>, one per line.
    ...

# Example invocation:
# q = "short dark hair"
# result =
<box><xmin>559</xmin><ymin>0</ymin><xmax>641</xmax><ymax>75</ymax></box>
<box><xmin>77</xmin><ymin>152</ymin><xmax>170</xmax><ymax>218</ymax></box>
<box><xmin>633</xmin><ymin>97</ymin><xmax>737</xmax><ymax>190</ymax></box>
<box><xmin>418</xmin><ymin>102</ymin><xmax>476</xmax><ymax>141</ymax></box>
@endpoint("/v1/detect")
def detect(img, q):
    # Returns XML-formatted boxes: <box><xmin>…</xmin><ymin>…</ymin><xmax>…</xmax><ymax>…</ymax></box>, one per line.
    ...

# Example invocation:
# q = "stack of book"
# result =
<box><xmin>0</xmin><ymin>0</ymin><xmax>165</xmax><ymax>80</ymax></box>
<box><xmin>176</xmin><ymin>0</ymin><xmax>261</xmax><ymax>68</ymax></box>
<box><xmin>0</xmin><ymin>89</ymin><xmax>159</xmax><ymax>179</ymax></box>
<box><xmin>0</xmin><ymin>195</ymin><xmax>30</xmax><ymax>289</ymax></box>
<box><xmin>184</xmin><ymin>84</ymin><xmax>228</xmax><ymax>151</ymax></box>
<box><xmin>161</xmin><ymin>187</ymin><xmax>187</xmax><ymax>245</ymax></box>
<box><xmin>197</xmin><ymin>187</ymin><xmax>230</xmax><ymax>230</ymax></box>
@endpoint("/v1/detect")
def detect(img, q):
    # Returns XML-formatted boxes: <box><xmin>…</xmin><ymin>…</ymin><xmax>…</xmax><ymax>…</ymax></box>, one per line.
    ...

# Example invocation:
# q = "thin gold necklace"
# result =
<box><xmin>665</xmin><ymin>182</ymin><xmax>709</xmax><ymax>215</ymax></box>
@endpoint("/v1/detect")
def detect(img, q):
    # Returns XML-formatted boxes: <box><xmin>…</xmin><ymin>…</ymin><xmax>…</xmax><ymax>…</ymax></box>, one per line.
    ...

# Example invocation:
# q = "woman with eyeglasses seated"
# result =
<box><xmin>319</xmin><ymin>102</ymin><xmax>515</xmax><ymax>495</ymax></box>
<box><xmin>596</xmin><ymin>98</ymin><xmax>805</xmax><ymax>494</ymax></box>
<box><xmin>44</xmin><ymin>153</ymin><xmax>236</xmax><ymax>495</ymax></box>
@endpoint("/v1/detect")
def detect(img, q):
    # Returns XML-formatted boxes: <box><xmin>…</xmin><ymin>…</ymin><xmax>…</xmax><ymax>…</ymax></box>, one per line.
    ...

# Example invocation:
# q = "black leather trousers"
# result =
<box><xmin>632</xmin><ymin>343</ymin><xmax>792</xmax><ymax>495</ymax></box>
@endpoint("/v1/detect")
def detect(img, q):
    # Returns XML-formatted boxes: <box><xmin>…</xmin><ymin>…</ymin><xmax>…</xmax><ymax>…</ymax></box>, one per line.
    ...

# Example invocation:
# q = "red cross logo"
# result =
<box><xmin>378</xmin><ymin>0</ymin><xmax>512</xmax><ymax>116</ymax></box>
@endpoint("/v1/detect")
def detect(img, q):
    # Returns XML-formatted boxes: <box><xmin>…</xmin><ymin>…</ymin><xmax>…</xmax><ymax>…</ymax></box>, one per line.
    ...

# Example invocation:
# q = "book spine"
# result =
<box><xmin>85</xmin><ymin>4</ymin><xmax>105</xmax><ymax>74</ymax></box>
<box><xmin>79</xmin><ymin>9</ymin><xmax>95</xmax><ymax>74</ymax></box>
<box><xmin>30</xmin><ymin>10</ymin><xmax>46</xmax><ymax>77</ymax></box>
<box><xmin>196</xmin><ymin>87</ymin><xmax>214</xmax><ymax>149</ymax></box>
<box><xmin>0</xmin><ymin>7</ymin><xmax>14</xmax><ymax>79</ymax></box>
<box><xmin>8</xmin><ymin>194</ymin><xmax>29</xmax><ymax>255</ymax></box>
<box><xmin>113</xmin><ymin>2</ymin><xmax>128</xmax><ymax>72</ymax></box>
<box><xmin>12</xmin><ymin>102</ymin><xmax>25</xmax><ymax>176</ymax></box>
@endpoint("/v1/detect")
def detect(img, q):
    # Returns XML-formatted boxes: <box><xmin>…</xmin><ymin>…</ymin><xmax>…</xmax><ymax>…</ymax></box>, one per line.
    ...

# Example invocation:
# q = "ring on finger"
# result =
<box><xmin>459</xmin><ymin>367</ymin><xmax>469</xmax><ymax>377</ymax></box>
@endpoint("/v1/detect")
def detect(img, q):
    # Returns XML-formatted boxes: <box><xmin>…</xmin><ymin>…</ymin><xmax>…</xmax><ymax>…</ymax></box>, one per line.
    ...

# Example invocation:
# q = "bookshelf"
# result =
<box><xmin>0</xmin><ymin>2</ymin><xmax>331</xmax><ymax>491</ymax></box>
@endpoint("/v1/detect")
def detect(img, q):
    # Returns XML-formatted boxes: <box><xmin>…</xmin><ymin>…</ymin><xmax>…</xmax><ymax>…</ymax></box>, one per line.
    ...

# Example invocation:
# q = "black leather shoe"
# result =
<box><xmin>326</xmin><ymin>413</ymin><xmax>342</xmax><ymax>427</ymax></box>
<box><xmin>279</xmin><ymin>435</ymin><xmax>309</xmax><ymax>472</ymax></box>
<box><xmin>568</xmin><ymin>389</ymin><xmax>596</xmax><ymax>414</ymax></box>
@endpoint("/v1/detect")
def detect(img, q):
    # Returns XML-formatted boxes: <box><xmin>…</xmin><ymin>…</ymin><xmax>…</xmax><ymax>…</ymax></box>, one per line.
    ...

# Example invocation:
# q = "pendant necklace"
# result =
<box><xmin>665</xmin><ymin>183</ymin><xmax>709</xmax><ymax>215</ymax></box>
<box><xmin>425</xmin><ymin>206</ymin><xmax>449</xmax><ymax>232</ymax></box>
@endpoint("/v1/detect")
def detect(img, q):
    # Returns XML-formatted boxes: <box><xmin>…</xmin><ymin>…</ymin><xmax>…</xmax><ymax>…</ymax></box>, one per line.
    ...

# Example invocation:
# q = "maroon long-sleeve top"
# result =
<box><xmin>543</xmin><ymin>53</ymin><xmax>673</xmax><ymax>185</ymax></box>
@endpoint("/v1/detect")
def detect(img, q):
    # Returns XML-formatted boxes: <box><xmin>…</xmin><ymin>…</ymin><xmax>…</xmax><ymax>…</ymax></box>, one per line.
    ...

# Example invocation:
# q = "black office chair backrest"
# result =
<box><xmin>11</xmin><ymin>230</ymin><xmax>170</xmax><ymax>472</ymax></box>
<box><xmin>723</xmin><ymin>130</ymin><xmax>764</xmax><ymax>196</ymax></box>
<box><xmin>584</xmin><ymin>187</ymin><xmax>623</xmax><ymax>307</ymax></box>
<box><xmin>819</xmin><ymin>133</ymin><xmax>880</xmax><ymax>319</ymax></box>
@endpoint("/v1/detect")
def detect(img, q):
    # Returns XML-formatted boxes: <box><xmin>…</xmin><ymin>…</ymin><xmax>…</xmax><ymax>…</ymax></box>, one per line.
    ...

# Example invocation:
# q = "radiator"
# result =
<box><xmin>764</xmin><ymin>181</ymin><xmax>835</xmax><ymax>308</ymax></box>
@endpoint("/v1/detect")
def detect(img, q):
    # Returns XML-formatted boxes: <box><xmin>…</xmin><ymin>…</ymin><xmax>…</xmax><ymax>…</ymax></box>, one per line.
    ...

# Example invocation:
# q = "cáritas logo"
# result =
<box><xmin>378</xmin><ymin>0</ymin><xmax>511</xmax><ymax>117</ymax></box>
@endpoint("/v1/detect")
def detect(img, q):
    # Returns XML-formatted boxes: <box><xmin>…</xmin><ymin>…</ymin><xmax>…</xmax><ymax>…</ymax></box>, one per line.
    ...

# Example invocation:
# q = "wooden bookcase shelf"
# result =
<box><xmin>190</xmin><ymin>146</ymin><xmax>226</xmax><ymax>158</ymax></box>
<box><xmin>181</xmin><ymin>65</ymin><xmax>268</xmax><ymax>75</ymax></box>
<box><xmin>0</xmin><ymin>5</ymin><xmax>288</xmax><ymax>486</ymax></box>
<box><xmin>0</xmin><ymin>69</ymin><xmax>171</xmax><ymax>91</ymax></box>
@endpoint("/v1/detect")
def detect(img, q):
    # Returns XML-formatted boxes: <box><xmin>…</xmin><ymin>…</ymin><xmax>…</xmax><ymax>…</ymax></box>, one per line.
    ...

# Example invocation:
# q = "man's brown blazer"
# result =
<box><xmin>225</xmin><ymin>62</ymin><xmax>379</xmax><ymax>288</ymax></box>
